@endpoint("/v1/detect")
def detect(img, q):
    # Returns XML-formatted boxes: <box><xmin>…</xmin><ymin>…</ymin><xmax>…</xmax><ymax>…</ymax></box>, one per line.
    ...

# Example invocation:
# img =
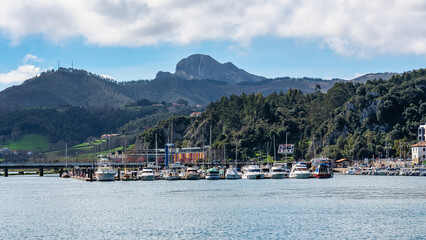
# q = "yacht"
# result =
<box><xmin>185</xmin><ymin>167</ymin><xmax>200</xmax><ymax>180</ymax></box>
<box><xmin>311</xmin><ymin>163</ymin><xmax>333</xmax><ymax>178</ymax></box>
<box><xmin>289</xmin><ymin>162</ymin><xmax>311</xmax><ymax>179</ymax></box>
<box><xmin>270</xmin><ymin>166</ymin><xmax>286</xmax><ymax>179</ymax></box>
<box><xmin>95</xmin><ymin>158</ymin><xmax>116</xmax><ymax>181</ymax></box>
<box><xmin>225</xmin><ymin>166</ymin><xmax>240</xmax><ymax>179</ymax></box>
<box><xmin>138</xmin><ymin>168</ymin><xmax>156</xmax><ymax>181</ymax></box>
<box><xmin>242</xmin><ymin>165</ymin><xmax>264</xmax><ymax>179</ymax></box>
<box><xmin>205</xmin><ymin>168</ymin><xmax>220</xmax><ymax>180</ymax></box>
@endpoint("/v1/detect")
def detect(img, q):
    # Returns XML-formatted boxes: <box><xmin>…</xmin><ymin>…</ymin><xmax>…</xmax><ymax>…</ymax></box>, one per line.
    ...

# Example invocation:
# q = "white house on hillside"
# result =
<box><xmin>411</xmin><ymin>142</ymin><xmax>426</xmax><ymax>165</ymax></box>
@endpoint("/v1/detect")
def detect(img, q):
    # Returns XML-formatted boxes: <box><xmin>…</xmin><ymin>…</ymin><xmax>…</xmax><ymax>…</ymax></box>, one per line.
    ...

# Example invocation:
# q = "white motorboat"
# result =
<box><xmin>270</xmin><ymin>166</ymin><xmax>286</xmax><ymax>179</ymax></box>
<box><xmin>242</xmin><ymin>165</ymin><xmax>264</xmax><ymax>179</ymax></box>
<box><xmin>138</xmin><ymin>168</ymin><xmax>156</xmax><ymax>181</ymax></box>
<box><xmin>205</xmin><ymin>168</ymin><xmax>220</xmax><ymax>180</ymax></box>
<box><xmin>185</xmin><ymin>167</ymin><xmax>200</xmax><ymax>180</ymax></box>
<box><xmin>289</xmin><ymin>162</ymin><xmax>311</xmax><ymax>179</ymax></box>
<box><xmin>225</xmin><ymin>167</ymin><xmax>240</xmax><ymax>179</ymax></box>
<box><xmin>95</xmin><ymin>158</ymin><xmax>116</xmax><ymax>181</ymax></box>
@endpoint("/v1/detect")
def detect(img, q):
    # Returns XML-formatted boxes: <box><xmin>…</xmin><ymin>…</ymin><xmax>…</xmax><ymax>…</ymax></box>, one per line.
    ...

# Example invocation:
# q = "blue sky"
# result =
<box><xmin>0</xmin><ymin>0</ymin><xmax>425</xmax><ymax>91</ymax></box>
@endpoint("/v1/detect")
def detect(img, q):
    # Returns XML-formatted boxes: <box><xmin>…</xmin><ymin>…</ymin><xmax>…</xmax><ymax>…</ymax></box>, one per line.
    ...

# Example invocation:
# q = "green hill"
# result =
<box><xmin>2</xmin><ymin>134</ymin><xmax>49</xmax><ymax>151</ymax></box>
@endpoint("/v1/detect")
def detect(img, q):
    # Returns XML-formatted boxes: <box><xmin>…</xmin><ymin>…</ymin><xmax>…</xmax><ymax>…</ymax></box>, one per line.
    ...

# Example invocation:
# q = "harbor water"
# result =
<box><xmin>1</xmin><ymin>175</ymin><xmax>425</xmax><ymax>239</ymax></box>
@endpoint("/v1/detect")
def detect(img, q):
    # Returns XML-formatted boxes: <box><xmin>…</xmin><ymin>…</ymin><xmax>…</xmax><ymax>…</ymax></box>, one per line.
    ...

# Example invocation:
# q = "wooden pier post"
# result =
<box><xmin>39</xmin><ymin>168</ymin><xmax>44</xmax><ymax>176</ymax></box>
<box><xmin>4</xmin><ymin>168</ymin><xmax>8</xmax><ymax>177</ymax></box>
<box><xmin>88</xmin><ymin>168</ymin><xmax>93</xmax><ymax>180</ymax></box>
<box><xmin>117</xmin><ymin>167</ymin><xmax>121</xmax><ymax>179</ymax></box>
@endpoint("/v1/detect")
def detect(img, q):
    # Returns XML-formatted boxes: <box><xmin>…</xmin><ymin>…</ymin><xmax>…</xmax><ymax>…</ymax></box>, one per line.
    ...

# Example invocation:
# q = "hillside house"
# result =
<box><xmin>411</xmin><ymin>142</ymin><xmax>426</xmax><ymax>165</ymax></box>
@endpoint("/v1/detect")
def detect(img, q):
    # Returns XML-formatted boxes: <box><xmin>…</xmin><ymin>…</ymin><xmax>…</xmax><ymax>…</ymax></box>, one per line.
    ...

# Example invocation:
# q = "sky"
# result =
<box><xmin>0</xmin><ymin>0</ymin><xmax>425</xmax><ymax>90</ymax></box>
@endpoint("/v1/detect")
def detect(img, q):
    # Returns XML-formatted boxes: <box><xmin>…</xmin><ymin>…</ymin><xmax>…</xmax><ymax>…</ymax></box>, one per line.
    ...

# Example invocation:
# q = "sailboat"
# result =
<box><xmin>121</xmin><ymin>134</ymin><xmax>132</xmax><ymax>181</ymax></box>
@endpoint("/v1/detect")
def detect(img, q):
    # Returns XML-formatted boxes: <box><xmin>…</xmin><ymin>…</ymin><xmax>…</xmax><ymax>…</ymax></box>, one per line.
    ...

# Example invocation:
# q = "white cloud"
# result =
<box><xmin>0</xmin><ymin>65</ymin><xmax>41</xmax><ymax>84</ymax></box>
<box><xmin>22</xmin><ymin>54</ymin><xmax>42</xmax><ymax>64</ymax></box>
<box><xmin>0</xmin><ymin>0</ymin><xmax>425</xmax><ymax>57</ymax></box>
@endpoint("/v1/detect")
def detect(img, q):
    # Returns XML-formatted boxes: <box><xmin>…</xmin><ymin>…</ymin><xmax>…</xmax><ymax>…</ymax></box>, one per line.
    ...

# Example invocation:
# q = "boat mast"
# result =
<box><xmin>155</xmin><ymin>133</ymin><xmax>158</xmax><ymax>167</ymax></box>
<box><xmin>65</xmin><ymin>142</ymin><xmax>68</xmax><ymax>169</ymax></box>
<box><xmin>285</xmin><ymin>132</ymin><xmax>288</xmax><ymax>162</ymax></box>
<box><xmin>209</xmin><ymin>125</ymin><xmax>212</xmax><ymax>165</ymax></box>
<box><xmin>124</xmin><ymin>134</ymin><xmax>127</xmax><ymax>172</ymax></box>
<box><xmin>273</xmin><ymin>135</ymin><xmax>276</xmax><ymax>163</ymax></box>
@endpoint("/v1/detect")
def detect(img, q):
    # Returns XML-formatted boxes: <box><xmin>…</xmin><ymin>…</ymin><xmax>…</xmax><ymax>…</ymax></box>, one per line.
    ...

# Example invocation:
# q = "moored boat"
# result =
<box><xmin>185</xmin><ymin>167</ymin><xmax>199</xmax><ymax>180</ymax></box>
<box><xmin>289</xmin><ymin>162</ymin><xmax>311</xmax><ymax>179</ymax></box>
<box><xmin>138</xmin><ymin>168</ymin><xmax>156</xmax><ymax>181</ymax></box>
<box><xmin>225</xmin><ymin>166</ymin><xmax>240</xmax><ymax>179</ymax></box>
<box><xmin>95</xmin><ymin>158</ymin><xmax>116</xmax><ymax>181</ymax></box>
<box><xmin>242</xmin><ymin>165</ymin><xmax>264</xmax><ymax>179</ymax></box>
<box><xmin>270</xmin><ymin>166</ymin><xmax>286</xmax><ymax>179</ymax></box>
<box><xmin>311</xmin><ymin>163</ymin><xmax>333</xmax><ymax>178</ymax></box>
<box><xmin>205</xmin><ymin>168</ymin><xmax>220</xmax><ymax>180</ymax></box>
<box><xmin>163</xmin><ymin>169</ymin><xmax>180</xmax><ymax>180</ymax></box>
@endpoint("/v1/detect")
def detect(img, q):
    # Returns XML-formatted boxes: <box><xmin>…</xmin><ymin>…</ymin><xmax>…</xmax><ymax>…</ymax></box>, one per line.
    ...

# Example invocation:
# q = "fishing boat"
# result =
<box><xmin>138</xmin><ymin>167</ymin><xmax>156</xmax><ymax>181</ymax></box>
<box><xmin>205</xmin><ymin>167</ymin><xmax>220</xmax><ymax>180</ymax></box>
<box><xmin>95</xmin><ymin>158</ymin><xmax>116</xmax><ymax>181</ymax></box>
<box><xmin>242</xmin><ymin>165</ymin><xmax>264</xmax><ymax>179</ymax></box>
<box><xmin>270</xmin><ymin>166</ymin><xmax>286</xmax><ymax>179</ymax></box>
<box><xmin>311</xmin><ymin>163</ymin><xmax>333</xmax><ymax>178</ymax></box>
<box><xmin>289</xmin><ymin>162</ymin><xmax>311</xmax><ymax>179</ymax></box>
<box><xmin>225</xmin><ymin>166</ymin><xmax>240</xmax><ymax>179</ymax></box>
<box><xmin>185</xmin><ymin>167</ymin><xmax>200</xmax><ymax>180</ymax></box>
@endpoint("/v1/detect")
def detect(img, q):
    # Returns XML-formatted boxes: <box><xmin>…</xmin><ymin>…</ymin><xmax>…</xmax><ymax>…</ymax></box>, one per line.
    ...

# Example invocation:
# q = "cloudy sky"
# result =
<box><xmin>0</xmin><ymin>0</ymin><xmax>425</xmax><ymax>90</ymax></box>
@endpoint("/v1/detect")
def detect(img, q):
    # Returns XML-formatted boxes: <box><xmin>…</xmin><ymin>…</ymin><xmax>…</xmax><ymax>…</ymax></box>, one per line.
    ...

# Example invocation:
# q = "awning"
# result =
<box><xmin>335</xmin><ymin>158</ymin><xmax>352</xmax><ymax>163</ymax></box>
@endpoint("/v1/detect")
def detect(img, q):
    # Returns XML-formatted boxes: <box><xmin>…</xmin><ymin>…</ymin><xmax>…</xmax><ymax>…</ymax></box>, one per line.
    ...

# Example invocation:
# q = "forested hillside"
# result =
<box><xmin>139</xmin><ymin>69</ymin><xmax>426</xmax><ymax>161</ymax></box>
<box><xmin>0</xmin><ymin>103</ymin><xmax>193</xmax><ymax>150</ymax></box>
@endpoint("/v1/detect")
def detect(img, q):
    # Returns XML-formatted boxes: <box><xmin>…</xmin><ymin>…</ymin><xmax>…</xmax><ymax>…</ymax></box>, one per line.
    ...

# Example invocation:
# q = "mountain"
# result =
<box><xmin>0</xmin><ymin>55</ymin><xmax>399</xmax><ymax>109</ymax></box>
<box><xmin>168</xmin><ymin>54</ymin><xmax>266</xmax><ymax>84</ymax></box>
<box><xmin>350</xmin><ymin>72</ymin><xmax>396</xmax><ymax>83</ymax></box>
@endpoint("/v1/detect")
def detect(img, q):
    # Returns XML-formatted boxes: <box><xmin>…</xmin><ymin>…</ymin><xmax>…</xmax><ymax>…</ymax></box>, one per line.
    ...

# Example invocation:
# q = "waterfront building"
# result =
<box><xmin>418</xmin><ymin>123</ymin><xmax>426</xmax><ymax>142</ymax></box>
<box><xmin>411</xmin><ymin>142</ymin><xmax>426</xmax><ymax>165</ymax></box>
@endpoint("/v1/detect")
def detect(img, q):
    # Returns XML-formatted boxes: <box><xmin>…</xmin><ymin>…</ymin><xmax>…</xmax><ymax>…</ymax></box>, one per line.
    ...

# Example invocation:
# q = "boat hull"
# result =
<box><xmin>289</xmin><ymin>172</ymin><xmax>311</xmax><ymax>179</ymax></box>
<box><xmin>271</xmin><ymin>173</ymin><xmax>285</xmax><ymax>179</ymax></box>
<box><xmin>226</xmin><ymin>174</ymin><xmax>240</xmax><ymax>179</ymax></box>
<box><xmin>242</xmin><ymin>173</ymin><xmax>264</xmax><ymax>179</ymax></box>
<box><xmin>205</xmin><ymin>175</ymin><xmax>220</xmax><ymax>180</ymax></box>
<box><xmin>185</xmin><ymin>174</ymin><xmax>199</xmax><ymax>180</ymax></box>
<box><xmin>165</xmin><ymin>175</ymin><xmax>180</xmax><ymax>181</ymax></box>
<box><xmin>95</xmin><ymin>172</ymin><xmax>116</xmax><ymax>181</ymax></box>
<box><xmin>140</xmin><ymin>175</ymin><xmax>155</xmax><ymax>181</ymax></box>
<box><xmin>312</xmin><ymin>173</ymin><xmax>333</xmax><ymax>178</ymax></box>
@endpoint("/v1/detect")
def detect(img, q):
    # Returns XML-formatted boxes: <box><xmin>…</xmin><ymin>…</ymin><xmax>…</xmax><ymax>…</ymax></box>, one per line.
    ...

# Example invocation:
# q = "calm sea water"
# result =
<box><xmin>1</xmin><ymin>175</ymin><xmax>425</xmax><ymax>240</ymax></box>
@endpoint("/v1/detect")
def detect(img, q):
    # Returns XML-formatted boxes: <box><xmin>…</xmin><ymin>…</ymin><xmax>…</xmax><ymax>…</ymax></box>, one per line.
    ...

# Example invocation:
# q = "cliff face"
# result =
<box><xmin>174</xmin><ymin>54</ymin><xmax>266</xmax><ymax>85</ymax></box>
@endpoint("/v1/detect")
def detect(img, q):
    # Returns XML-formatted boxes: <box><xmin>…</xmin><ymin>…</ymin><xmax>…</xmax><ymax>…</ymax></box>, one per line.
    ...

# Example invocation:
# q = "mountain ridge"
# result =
<box><xmin>0</xmin><ymin>55</ymin><xmax>397</xmax><ymax>109</ymax></box>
